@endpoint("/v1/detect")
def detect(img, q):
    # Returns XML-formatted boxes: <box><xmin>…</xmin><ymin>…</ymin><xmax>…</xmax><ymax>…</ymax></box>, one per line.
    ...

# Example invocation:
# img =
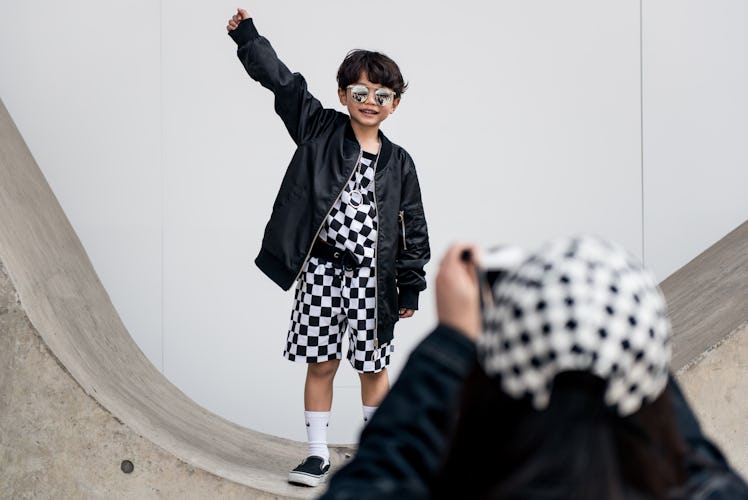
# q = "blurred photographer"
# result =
<box><xmin>319</xmin><ymin>236</ymin><xmax>748</xmax><ymax>499</ymax></box>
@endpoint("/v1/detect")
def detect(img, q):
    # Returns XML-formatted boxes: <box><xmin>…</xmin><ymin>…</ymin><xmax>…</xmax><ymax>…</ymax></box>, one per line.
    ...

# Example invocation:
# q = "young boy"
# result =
<box><xmin>227</xmin><ymin>8</ymin><xmax>430</xmax><ymax>487</ymax></box>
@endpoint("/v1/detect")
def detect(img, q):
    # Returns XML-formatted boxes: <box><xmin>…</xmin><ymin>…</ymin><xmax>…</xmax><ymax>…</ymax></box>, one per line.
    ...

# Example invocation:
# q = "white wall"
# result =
<box><xmin>643</xmin><ymin>0</ymin><xmax>748</xmax><ymax>279</ymax></box>
<box><xmin>1</xmin><ymin>1</ymin><xmax>744</xmax><ymax>444</ymax></box>
<box><xmin>0</xmin><ymin>1</ymin><xmax>164</xmax><ymax>367</ymax></box>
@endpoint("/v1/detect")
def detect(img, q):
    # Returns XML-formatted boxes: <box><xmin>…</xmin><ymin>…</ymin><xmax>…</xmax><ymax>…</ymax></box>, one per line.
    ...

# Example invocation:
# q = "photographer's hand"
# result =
<box><xmin>436</xmin><ymin>243</ymin><xmax>481</xmax><ymax>340</ymax></box>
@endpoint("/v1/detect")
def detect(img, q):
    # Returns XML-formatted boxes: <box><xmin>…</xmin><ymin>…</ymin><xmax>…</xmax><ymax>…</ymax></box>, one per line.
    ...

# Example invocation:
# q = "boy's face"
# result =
<box><xmin>338</xmin><ymin>72</ymin><xmax>400</xmax><ymax>130</ymax></box>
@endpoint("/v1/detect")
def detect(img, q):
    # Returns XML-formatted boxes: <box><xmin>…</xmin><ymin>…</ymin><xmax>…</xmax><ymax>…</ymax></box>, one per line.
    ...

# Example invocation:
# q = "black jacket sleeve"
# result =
<box><xmin>228</xmin><ymin>19</ymin><xmax>340</xmax><ymax>145</ymax></box>
<box><xmin>396</xmin><ymin>155</ymin><xmax>430</xmax><ymax>310</ymax></box>
<box><xmin>318</xmin><ymin>325</ymin><xmax>476</xmax><ymax>500</ymax></box>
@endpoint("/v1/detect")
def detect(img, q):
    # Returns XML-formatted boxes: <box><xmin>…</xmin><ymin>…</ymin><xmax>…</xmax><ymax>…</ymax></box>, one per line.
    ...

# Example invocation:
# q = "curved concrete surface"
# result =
<box><xmin>1</xmin><ymin>94</ymin><xmax>746</xmax><ymax>497</ymax></box>
<box><xmin>0</xmin><ymin>99</ymin><xmax>352</xmax><ymax>499</ymax></box>
<box><xmin>664</xmin><ymin>220</ymin><xmax>748</xmax><ymax>478</ymax></box>
<box><xmin>1</xmin><ymin>259</ymin><xmax>278</xmax><ymax>498</ymax></box>
<box><xmin>676</xmin><ymin>320</ymin><xmax>748</xmax><ymax>478</ymax></box>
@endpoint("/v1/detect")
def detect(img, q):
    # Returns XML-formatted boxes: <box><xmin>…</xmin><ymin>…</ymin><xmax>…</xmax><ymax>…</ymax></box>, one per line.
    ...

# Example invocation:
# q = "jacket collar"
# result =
<box><xmin>344</xmin><ymin>121</ymin><xmax>393</xmax><ymax>172</ymax></box>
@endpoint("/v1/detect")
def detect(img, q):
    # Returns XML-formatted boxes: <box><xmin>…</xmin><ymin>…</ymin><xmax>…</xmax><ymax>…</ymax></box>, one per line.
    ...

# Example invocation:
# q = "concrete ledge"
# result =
<box><xmin>660</xmin><ymin>220</ymin><xmax>748</xmax><ymax>371</ymax></box>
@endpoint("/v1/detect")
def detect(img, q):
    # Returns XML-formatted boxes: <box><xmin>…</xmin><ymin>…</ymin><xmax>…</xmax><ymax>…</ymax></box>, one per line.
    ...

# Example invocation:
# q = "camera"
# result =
<box><xmin>474</xmin><ymin>245</ymin><xmax>526</xmax><ymax>314</ymax></box>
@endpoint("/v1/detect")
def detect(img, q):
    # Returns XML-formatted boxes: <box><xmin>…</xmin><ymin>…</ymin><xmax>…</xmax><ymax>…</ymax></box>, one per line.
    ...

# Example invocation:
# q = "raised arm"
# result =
<box><xmin>226</xmin><ymin>9</ymin><xmax>341</xmax><ymax>145</ymax></box>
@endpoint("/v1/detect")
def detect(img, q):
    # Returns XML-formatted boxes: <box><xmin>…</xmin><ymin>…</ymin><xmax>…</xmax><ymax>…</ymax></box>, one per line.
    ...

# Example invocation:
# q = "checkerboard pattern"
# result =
<box><xmin>318</xmin><ymin>153</ymin><xmax>377</xmax><ymax>268</ymax></box>
<box><xmin>477</xmin><ymin>235</ymin><xmax>672</xmax><ymax>416</ymax></box>
<box><xmin>285</xmin><ymin>151</ymin><xmax>391</xmax><ymax>373</ymax></box>
<box><xmin>284</xmin><ymin>258</ymin><xmax>392</xmax><ymax>373</ymax></box>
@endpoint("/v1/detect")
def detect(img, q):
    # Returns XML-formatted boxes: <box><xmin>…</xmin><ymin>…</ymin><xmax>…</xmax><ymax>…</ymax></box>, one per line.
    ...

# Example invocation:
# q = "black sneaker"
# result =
<box><xmin>288</xmin><ymin>455</ymin><xmax>330</xmax><ymax>487</ymax></box>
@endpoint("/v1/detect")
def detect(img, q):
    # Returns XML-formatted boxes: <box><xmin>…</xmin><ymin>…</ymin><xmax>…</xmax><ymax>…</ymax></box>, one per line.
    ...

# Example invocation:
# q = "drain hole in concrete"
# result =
<box><xmin>121</xmin><ymin>460</ymin><xmax>134</xmax><ymax>474</ymax></box>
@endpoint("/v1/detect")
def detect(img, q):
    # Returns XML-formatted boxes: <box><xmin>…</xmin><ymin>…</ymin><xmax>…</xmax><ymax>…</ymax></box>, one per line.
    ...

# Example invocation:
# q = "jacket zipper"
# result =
<box><xmin>398</xmin><ymin>210</ymin><xmax>407</xmax><ymax>251</ymax></box>
<box><xmin>292</xmin><ymin>149</ymin><xmax>363</xmax><ymax>284</ymax></box>
<box><xmin>372</xmin><ymin>157</ymin><xmax>380</xmax><ymax>349</ymax></box>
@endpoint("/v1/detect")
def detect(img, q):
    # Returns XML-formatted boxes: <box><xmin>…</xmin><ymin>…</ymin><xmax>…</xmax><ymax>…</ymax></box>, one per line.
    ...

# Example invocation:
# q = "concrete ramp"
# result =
<box><xmin>662</xmin><ymin>220</ymin><xmax>748</xmax><ymax>477</ymax></box>
<box><xmin>0</xmin><ymin>94</ymin><xmax>746</xmax><ymax>497</ymax></box>
<box><xmin>0</xmin><ymin>99</ymin><xmax>352</xmax><ymax>499</ymax></box>
<box><xmin>677</xmin><ymin>319</ymin><xmax>748</xmax><ymax>477</ymax></box>
<box><xmin>0</xmin><ymin>259</ymin><xmax>287</xmax><ymax>498</ymax></box>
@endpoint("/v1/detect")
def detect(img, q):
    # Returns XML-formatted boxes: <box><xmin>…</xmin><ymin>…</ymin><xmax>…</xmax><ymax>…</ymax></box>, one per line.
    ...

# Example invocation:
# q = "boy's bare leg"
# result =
<box><xmin>359</xmin><ymin>368</ymin><xmax>390</xmax><ymax>407</ymax></box>
<box><xmin>305</xmin><ymin>359</ymin><xmax>340</xmax><ymax>410</ymax></box>
<box><xmin>290</xmin><ymin>360</ymin><xmax>339</xmax><ymax>484</ymax></box>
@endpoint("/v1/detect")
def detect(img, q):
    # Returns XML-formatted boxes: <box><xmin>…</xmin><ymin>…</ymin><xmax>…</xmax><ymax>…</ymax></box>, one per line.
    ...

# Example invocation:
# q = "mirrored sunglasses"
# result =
<box><xmin>347</xmin><ymin>84</ymin><xmax>395</xmax><ymax>106</ymax></box>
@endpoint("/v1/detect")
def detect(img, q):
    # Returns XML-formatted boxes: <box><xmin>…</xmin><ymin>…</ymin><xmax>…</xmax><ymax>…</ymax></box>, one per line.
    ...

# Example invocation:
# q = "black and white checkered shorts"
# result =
<box><xmin>284</xmin><ymin>256</ymin><xmax>393</xmax><ymax>373</ymax></box>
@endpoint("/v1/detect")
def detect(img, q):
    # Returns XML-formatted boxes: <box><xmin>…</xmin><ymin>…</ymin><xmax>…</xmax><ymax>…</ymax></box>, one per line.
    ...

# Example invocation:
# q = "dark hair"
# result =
<box><xmin>432</xmin><ymin>364</ymin><xmax>687</xmax><ymax>500</ymax></box>
<box><xmin>336</xmin><ymin>49</ymin><xmax>408</xmax><ymax>97</ymax></box>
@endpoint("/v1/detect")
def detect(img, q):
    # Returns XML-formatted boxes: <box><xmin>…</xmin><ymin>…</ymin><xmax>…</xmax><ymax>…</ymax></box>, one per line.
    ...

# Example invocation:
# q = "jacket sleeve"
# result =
<box><xmin>318</xmin><ymin>325</ymin><xmax>477</xmax><ymax>500</ymax></box>
<box><xmin>667</xmin><ymin>375</ymin><xmax>748</xmax><ymax>499</ymax></box>
<box><xmin>228</xmin><ymin>19</ymin><xmax>340</xmax><ymax>145</ymax></box>
<box><xmin>396</xmin><ymin>156</ymin><xmax>430</xmax><ymax>310</ymax></box>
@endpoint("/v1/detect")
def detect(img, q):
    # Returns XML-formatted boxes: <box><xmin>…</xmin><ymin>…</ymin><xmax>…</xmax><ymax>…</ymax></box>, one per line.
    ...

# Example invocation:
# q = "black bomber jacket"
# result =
<box><xmin>229</xmin><ymin>19</ymin><xmax>430</xmax><ymax>345</ymax></box>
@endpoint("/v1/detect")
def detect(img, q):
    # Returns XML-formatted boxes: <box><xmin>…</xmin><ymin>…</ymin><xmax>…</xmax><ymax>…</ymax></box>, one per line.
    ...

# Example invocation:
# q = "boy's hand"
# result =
<box><xmin>227</xmin><ymin>8</ymin><xmax>249</xmax><ymax>31</ymax></box>
<box><xmin>399</xmin><ymin>308</ymin><xmax>415</xmax><ymax>319</ymax></box>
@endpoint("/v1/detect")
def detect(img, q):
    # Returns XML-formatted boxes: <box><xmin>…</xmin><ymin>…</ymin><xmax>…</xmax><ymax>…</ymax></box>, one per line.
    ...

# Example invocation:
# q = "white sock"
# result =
<box><xmin>304</xmin><ymin>411</ymin><xmax>330</xmax><ymax>463</ymax></box>
<box><xmin>362</xmin><ymin>405</ymin><xmax>378</xmax><ymax>424</ymax></box>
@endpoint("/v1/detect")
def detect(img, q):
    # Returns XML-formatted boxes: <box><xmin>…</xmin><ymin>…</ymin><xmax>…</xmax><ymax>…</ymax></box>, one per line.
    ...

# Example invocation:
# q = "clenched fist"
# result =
<box><xmin>227</xmin><ymin>8</ymin><xmax>249</xmax><ymax>31</ymax></box>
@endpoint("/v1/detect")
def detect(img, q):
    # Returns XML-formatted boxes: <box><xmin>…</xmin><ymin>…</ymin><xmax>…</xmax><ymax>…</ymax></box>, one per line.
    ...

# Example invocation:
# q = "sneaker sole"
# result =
<box><xmin>288</xmin><ymin>470</ymin><xmax>328</xmax><ymax>487</ymax></box>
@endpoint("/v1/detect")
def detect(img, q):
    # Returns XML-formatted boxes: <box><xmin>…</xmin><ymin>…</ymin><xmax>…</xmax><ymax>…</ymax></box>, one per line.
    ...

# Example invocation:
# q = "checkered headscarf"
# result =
<box><xmin>477</xmin><ymin>235</ymin><xmax>672</xmax><ymax>416</ymax></box>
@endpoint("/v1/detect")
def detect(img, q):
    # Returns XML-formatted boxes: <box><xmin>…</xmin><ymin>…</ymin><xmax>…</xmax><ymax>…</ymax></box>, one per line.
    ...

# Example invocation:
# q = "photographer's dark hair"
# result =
<box><xmin>337</xmin><ymin>49</ymin><xmax>408</xmax><ymax>97</ymax></box>
<box><xmin>431</xmin><ymin>363</ymin><xmax>687</xmax><ymax>500</ymax></box>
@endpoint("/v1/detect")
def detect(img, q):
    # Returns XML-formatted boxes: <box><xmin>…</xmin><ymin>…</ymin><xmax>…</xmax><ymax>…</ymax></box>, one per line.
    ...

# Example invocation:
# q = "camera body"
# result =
<box><xmin>477</xmin><ymin>245</ymin><xmax>526</xmax><ymax>314</ymax></box>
